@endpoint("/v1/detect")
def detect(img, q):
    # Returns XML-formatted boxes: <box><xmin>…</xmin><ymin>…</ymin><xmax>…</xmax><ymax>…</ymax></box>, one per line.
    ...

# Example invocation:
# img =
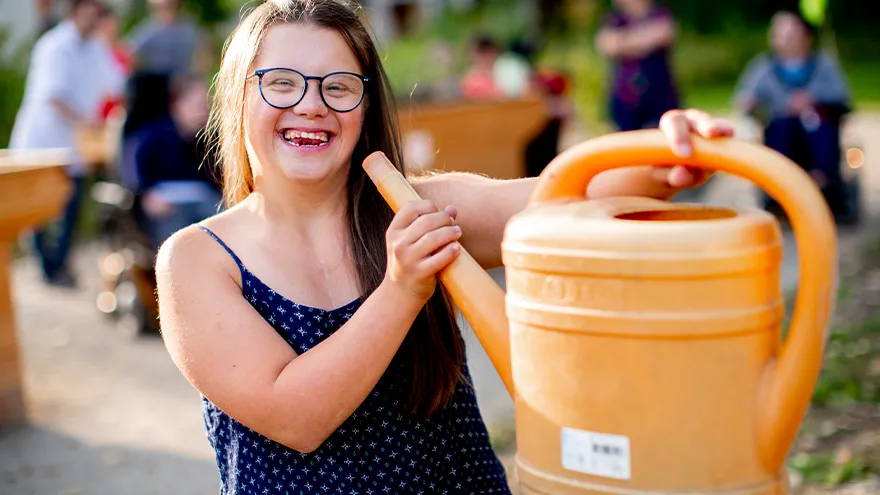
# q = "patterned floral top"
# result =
<box><xmin>197</xmin><ymin>226</ymin><xmax>512</xmax><ymax>495</ymax></box>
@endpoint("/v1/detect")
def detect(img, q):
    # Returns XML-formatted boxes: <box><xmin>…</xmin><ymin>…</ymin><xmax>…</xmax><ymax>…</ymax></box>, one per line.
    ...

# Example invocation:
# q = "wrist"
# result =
<box><xmin>588</xmin><ymin>166</ymin><xmax>672</xmax><ymax>200</ymax></box>
<box><xmin>376</xmin><ymin>278</ymin><xmax>429</xmax><ymax>314</ymax></box>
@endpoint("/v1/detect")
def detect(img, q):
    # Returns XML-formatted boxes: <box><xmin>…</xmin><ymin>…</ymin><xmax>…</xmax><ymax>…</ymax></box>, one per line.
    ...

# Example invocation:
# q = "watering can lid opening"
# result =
<box><xmin>502</xmin><ymin>197</ymin><xmax>782</xmax><ymax>255</ymax></box>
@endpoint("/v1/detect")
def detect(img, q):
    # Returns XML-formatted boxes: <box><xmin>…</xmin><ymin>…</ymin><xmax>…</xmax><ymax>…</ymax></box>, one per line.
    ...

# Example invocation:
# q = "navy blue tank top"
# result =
<box><xmin>197</xmin><ymin>226</ymin><xmax>511</xmax><ymax>495</ymax></box>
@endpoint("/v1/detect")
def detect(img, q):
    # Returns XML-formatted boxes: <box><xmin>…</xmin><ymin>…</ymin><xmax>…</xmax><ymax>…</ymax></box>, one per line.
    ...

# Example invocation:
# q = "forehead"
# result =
<box><xmin>254</xmin><ymin>24</ymin><xmax>362</xmax><ymax>75</ymax></box>
<box><xmin>773</xmin><ymin>13</ymin><xmax>800</xmax><ymax>29</ymax></box>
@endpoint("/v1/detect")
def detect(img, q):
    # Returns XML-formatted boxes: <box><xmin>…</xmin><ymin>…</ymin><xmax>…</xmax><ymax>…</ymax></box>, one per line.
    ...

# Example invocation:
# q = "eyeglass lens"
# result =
<box><xmin>260</xmin><ymin>69</ymin><xmax>365</xmax><ymax>112</ymax></box>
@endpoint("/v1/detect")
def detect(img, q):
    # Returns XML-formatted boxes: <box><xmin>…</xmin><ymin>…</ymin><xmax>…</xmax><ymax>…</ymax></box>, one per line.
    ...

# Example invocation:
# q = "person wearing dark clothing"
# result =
<box><xmin>733</xmin><ymin>10</ymin><xmax>852</xmax><ymax>217</ymax></box>
<box><xmin>596</xmin><ymin>0</ymin><xmax>680</xmax><ymax>132</ymax></box>
<box><xmin>133</xmin><ymin>78</ymin><xmax>221</xmax><ymax>248</ymax></box>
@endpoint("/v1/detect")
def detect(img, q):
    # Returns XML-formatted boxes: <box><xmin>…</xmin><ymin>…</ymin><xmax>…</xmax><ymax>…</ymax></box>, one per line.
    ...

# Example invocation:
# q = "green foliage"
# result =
<box><xmin>811</xmin><ymin>319</ymin><xmax>880</xmax><ymax>407</ymax></box>
<box><xmin>800</xmin><ymin>0</ymin><xmax>828</xmax><ymax>26</ymax></box>
<box><xmin>121</xmin><ymin>0</ymin><xmax>237</xmax><ymax>29</ymax></box>
<box><xmin>0</xmin><ymin>28</ymin><xmax>30</xmax><ymax>148</ymax></box>
<box><xmin>789</xmin><ymin>452</ymin><xmax>871</xmax><ymax>487</ymax></box>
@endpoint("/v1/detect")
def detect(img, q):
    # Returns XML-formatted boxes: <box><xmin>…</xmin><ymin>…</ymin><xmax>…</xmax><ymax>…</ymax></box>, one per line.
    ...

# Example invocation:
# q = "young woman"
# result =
<box><xmin>156</xmin><ymin>0</ymin><xmax>734</xmax><ymax>493</ymax></box>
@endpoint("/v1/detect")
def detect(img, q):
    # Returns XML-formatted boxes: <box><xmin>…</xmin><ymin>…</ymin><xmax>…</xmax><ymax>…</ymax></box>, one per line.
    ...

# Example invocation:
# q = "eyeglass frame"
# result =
<box><xmin>250</xmin><ymin>67</ymin><xmax>371</xmax><ymax>113</ymax></box>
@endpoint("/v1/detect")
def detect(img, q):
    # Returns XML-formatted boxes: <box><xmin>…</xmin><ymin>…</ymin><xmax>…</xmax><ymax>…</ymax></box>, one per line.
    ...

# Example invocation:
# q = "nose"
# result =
<box><xmin>293</xmin><ymin>80</ymin><xmax>329</xmax><ymax>119</ymax></box>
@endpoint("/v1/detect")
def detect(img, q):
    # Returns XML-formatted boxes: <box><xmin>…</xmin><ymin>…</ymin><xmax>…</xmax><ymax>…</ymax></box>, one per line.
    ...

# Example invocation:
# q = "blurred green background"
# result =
<box><xmin>1</xmin><ymin>0</ymin><xmax>878</xmax><ymax>146</ymax></box>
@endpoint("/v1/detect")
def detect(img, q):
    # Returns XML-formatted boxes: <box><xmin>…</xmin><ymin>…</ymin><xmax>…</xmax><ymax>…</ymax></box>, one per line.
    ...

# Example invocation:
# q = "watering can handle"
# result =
<box><xmin>530</xmin><ymin>128</ymin><xmax>838</xmax><ymax>471</ymax></box>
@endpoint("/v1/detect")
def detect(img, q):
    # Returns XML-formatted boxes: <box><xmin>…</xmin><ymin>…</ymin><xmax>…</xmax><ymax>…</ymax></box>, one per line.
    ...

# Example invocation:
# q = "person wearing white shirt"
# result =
<box><xmin>10</xmin><ymin>0</ymin><xmax>123</xmax><ymax>288</ymax></box>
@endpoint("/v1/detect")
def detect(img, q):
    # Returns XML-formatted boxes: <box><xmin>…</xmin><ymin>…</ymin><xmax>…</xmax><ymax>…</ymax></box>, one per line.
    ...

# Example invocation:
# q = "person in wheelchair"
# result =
<box><xmin>733</xmin><ymin>10</ymin><xmax>853</xmax><ymax>219</ymax></box>
<box><xmin>132</xmin><ymin>74</ymin><xmax>222</xmax><ymax>250</ymax></box>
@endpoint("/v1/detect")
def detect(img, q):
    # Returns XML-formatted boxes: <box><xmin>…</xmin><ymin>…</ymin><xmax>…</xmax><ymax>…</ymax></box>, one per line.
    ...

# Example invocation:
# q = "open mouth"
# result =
<box><xmin>281</xmin><ymin>129</ymin><xmax>332</xmax><ymax>147</ymax></box>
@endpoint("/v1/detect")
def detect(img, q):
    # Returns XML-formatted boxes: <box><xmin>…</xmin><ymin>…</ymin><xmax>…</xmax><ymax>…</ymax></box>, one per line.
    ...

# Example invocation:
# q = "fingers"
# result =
<box><xmin>660</xmin><ymin>108</ymin><xmax>737</xmax><ymax>159</ymax></box>
<box><xmin>684</xmin><ymin>108</ymin><xmax>735</xmax><ymax>139</ymax></box>
<box><xmin>657</xmin><ymin>108</ymin><xmax>736</xmax><ymax>190</ymax></box>
<box><xmin>398</xmin><ymin>205</ymin><xmax>457</xmax><ymax>244</ymax></box>
<box><xmin>387</xmin><ymin>199</ymin><xmax>442</xmax><ymax>231</ymax></box>
<box><xmin>387</xmin><ymin>199</ymin><xmax>461</xmax><ymax>268</ymax></box>
<box><xmin>419</xmin><ymin>240</ymin><xmax>461</xmax><ymax>275</ymax></box>
<box><xmin>411</xmin><ymin>224</ymin><xmax>461</xmax><ymax>260</ymax></box>
<box><xmin>667</xmin><ymin>166</ymin><xmax>696</xmax><ymax>188</ymax></box>
<box><xmin>385</xmin><ymin>200</ymin><xmax>462</xmax><ymax>302</ymax></box>
<box><xmin>659</xmin><ymin>109</ymin><xmax>694</xmax><ymax>158</ymax></box>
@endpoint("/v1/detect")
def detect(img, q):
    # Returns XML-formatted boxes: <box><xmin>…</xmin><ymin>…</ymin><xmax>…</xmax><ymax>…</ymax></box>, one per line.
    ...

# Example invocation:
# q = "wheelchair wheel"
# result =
<box><xmin>117</xmin><ymin>294</ymin><xmax>156</xmax><ymax>338</ymax></box>
<box><xmin>836</xmin><ymin>176</ymin><xmax>863</xmax><ymax>226</ymax></box>
<box><xmin>97</xmin><ymin>261</ymin><xmax>159</xmax><ymax>338</ymax></box>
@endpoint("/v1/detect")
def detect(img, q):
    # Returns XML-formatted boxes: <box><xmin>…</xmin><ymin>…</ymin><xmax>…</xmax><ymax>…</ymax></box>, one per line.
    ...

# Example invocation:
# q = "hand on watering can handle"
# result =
<box><xmin>653</xmin><ymin>109</ymin><xmax>736</xmax><ymax>189</ymax></box>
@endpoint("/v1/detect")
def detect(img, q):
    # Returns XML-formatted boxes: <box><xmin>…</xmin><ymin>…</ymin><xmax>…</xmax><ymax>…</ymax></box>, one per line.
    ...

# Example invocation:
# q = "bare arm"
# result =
<box><xmin>413</xmin><ymin>166</ymin><xmax>676</xmax><ymax>269</ymax></box>
<box><xmin>45</xmin><ymin>43</ymin><xmax>85</xmax><ymax>124</ymax></box>
<box><xmin>49</xmin><ymin>99</ymin><xmax>83</xmax><ymax>123</ymax></box>
<box><xmin>596</xmin><ymin>16</ymin><xmax>676</xmax><ymax>59</ymax></box>
<box><xmin>732</xmin><ymin>54</ymin><xmax>770</xmax><ymax>116</ymax></box>
<box><xmin>157</xmin><ymin>204</ymin><xmax>460</xmax><ymax>453</ymax></box>
<box><xmin>412</xmin><ymin>109</ymin><xmax>734</xmax><ymax>269</ymax></box>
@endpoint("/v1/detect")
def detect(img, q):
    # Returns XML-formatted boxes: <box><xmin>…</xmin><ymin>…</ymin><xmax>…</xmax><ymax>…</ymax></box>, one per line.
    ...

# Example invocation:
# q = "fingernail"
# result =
<box><xmin>453</xmin><ymin>226</ymin><xmax>461</xmax><ymax>234</ymax></box>
<box><xmin>675</xmin><ymin>143</ymin><xmax>691</xmax><ymax>157</ymax></box>
<box><xmin>451</xmin><ymin>243</ymin><xmax>460</xmax><ymax>251</ymax></box>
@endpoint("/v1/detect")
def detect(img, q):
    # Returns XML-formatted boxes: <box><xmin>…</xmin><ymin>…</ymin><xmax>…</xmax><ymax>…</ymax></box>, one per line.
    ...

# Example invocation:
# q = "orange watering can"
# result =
<box><xmin>363</xmin><ymin>128</ymin><xmax>837</xmax><ymax>494</ymax></box>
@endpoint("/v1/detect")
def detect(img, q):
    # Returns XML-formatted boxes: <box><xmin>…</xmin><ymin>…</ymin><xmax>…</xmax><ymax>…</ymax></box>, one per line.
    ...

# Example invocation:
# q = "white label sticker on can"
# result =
<box><xmin>561</xmin><ymin>427</ymin><xmax>631</xmax><ymax>480</ymax></box>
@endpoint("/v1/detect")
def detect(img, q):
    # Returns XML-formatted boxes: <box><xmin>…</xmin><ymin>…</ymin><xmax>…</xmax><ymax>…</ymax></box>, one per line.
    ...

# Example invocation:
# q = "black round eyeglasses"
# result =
<box><xmin>251</xmin><ymin>68</ymin><xmax>370</xmax><ymax>113</ymax></box>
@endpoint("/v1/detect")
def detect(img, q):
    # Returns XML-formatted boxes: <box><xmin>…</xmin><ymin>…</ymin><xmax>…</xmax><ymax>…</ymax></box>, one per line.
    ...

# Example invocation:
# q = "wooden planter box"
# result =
<box><xmin>398</xmin><ymin>97</ymin><xmax>548</xmax><ymax>179</ymax></box>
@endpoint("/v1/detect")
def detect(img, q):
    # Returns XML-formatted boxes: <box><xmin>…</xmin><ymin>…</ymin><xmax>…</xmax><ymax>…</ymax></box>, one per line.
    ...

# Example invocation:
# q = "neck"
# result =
<box><xmin>157</xmin><ymin>12</ymin><xmax>178</xmax><ymax>24</ymax></box>
<box><xmin>778</xmin><ymin>50</ymin><xmax>810</xmax><ymax>62</ymax></box>
<box><xmin>71</xmin><ymin>19</ymin><xmax>89</xmax><ymax>39</ymax></box>
<box><xmin>248</xmin><ymin>168</ymin><xmax>350</xmax><ymax>235</ymax></box>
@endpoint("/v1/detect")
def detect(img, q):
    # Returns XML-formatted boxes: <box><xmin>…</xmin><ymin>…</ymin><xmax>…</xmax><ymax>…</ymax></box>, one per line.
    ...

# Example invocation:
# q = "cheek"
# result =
<box><xmin>245</xmin><ymin>96</ymin><xmax>278</xmax><ymax>141</ymax></box>
<box><xmin>338</xmin><ymin>110</ymin><xmax>365</xmax><ymax>143</ymax></box>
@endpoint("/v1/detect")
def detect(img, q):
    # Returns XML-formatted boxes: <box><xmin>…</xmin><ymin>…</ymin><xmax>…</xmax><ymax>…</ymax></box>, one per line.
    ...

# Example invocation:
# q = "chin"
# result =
<box><xmin>278</xmin><ymin>154</ymin><xmax>349</xmax><ymax>183</ymax></box>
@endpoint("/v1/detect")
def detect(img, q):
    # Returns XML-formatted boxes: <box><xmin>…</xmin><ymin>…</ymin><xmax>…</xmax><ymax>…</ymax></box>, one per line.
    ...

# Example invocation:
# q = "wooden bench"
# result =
<box><xmin>0</xmin><ymin>149</ymin><xmax>71</xmax><ymax>429</ymax></box>
<box><xmin>397</xmin><ymin>97</ymin><xmax>548</xmax><ymax>179</ymax></box>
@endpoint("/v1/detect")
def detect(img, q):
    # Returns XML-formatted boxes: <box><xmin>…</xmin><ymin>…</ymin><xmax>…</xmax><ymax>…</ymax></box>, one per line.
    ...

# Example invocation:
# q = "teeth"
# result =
<box><xmin>283</xmin><ymin>130</ymin><xmax>329</xmax><ymax>142</ymax></box>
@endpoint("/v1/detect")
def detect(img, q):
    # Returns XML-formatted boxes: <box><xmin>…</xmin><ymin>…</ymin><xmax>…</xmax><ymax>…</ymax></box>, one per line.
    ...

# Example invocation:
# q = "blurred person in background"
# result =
<box><xmin>459</xmin><ymin>34</ymin><xmax>504</xmax><ymax>99</ymax></box>
<box><xmin>10</xmin><ymin>0</ymin><xmax>123</xmax><ymax>288</ymax></box>
<box><xmin>132</xmin><ymin>76</ymin><xmax>221</xmax><ymax>249</ymax></box>
<box><xmin>127</xmin><ymin>0</ymin><xmax>209</xmax><ymax>79</ymax></box>
<box><xmin>733</xmin><ymin>10</ymin><xmax>851</xmax><ymax>212</ymax></box>
<box><xmin>96</xmin><ymin>5</ymin><xmax>134</xmax><ymax>122</ymax></box>
<box><xmin>501</xmin><ymin>39</ymin><xmax>574</xmax><ymax>177</ymax></box>
<box><xmin>119</xmin><ymin>0</ymin><xmax>208</xmax><ymax>199</ymax></box>
<box><xmin>596</xmin><ymin>0</ymin><xmax>680</xmax><ymax>132</ymax></box>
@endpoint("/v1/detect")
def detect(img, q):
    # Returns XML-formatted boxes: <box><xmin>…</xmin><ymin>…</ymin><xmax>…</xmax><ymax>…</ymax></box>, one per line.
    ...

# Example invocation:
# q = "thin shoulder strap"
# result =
<box><xmin>197</xmin><ymin>225</ymin><xmax>246</xmax><ymax>273</ymax></box>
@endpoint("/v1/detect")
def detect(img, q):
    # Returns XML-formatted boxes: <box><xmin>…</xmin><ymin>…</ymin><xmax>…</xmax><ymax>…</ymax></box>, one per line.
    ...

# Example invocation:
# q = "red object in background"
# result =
<box><xmin>534</xmin><ymin>68</ymin><xmax>572</xmax><ymax>96</ymax></box>
<box><xmin>460</xmin><ymin>70</ymin><xmax>504</xmax><ymax>100</ymax></box>
<box><xmin>98</xmin><ymin>45</ymin><xmax>135</xmax><ymax>121</ymax></box>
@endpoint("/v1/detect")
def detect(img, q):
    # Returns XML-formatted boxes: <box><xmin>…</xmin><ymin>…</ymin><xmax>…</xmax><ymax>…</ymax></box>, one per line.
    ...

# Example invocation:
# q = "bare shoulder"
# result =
<box><xmin>155</xmin><ymin>208</ymin><xmax>246</xmax><ymax>289</ymax></box>
<box><xmin>155</xmin><ymin>223</ymin><xmax>227</xmax><ymax>286</ymax></box>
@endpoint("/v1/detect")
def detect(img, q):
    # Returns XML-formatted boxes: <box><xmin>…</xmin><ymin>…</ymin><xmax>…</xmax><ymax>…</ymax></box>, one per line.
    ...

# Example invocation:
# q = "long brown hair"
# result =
<box><xmin>206</xmin><ymin>0</ymin><xmax>465</xmax><ymax>417</ymax></box>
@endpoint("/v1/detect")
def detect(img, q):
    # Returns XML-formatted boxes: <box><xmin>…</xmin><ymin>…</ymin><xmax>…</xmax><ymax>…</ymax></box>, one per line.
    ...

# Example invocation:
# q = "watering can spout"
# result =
<box><xmin>363</xmin><ymin>152</ymin><xmax>515</xmax><ymax>397</ymax></box>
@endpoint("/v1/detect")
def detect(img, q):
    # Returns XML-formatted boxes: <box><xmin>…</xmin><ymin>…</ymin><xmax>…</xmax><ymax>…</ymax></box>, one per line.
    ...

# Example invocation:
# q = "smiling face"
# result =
<box><xmin>244</xmin><ymin>23</ymin><xmax>366</xmax><ymax>185</ymax></box>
